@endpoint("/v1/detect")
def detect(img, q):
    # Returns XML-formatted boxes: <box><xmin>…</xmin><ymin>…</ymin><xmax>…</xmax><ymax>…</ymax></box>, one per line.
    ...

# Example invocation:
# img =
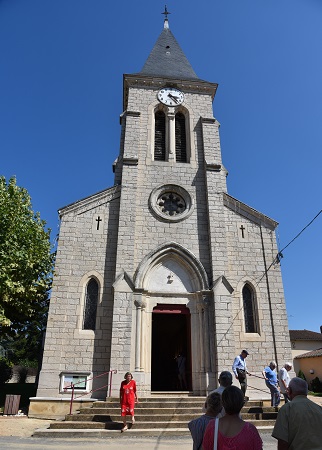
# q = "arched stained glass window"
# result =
<box><xmin>242</xmin><ymin>284</ymin><xmax>258</xmax><ymax>333</ymax></box>
<box><xmin>83</xmin><ymin>279</ymin><xmax>98</xmax><ymax>330</ymax></box>
<box><xmin>175</xmin><ymin>112</ymin><xmax>187</xmax><ymax>162</ymax></box>
<box><xmin>154</xmin><ymin>111</ymin><xmax>166</xmax><ymax>161</ymax></box>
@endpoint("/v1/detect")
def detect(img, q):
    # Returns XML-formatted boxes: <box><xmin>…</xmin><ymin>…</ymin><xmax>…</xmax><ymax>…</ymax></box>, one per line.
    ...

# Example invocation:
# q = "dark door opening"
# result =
<box><xmin>151</xmin><ymin>304</ymin><xmax>191</xmax><ymax>391</ymax></box>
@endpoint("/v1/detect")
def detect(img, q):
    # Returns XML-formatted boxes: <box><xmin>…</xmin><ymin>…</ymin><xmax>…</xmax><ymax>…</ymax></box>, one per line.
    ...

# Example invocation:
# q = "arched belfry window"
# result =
<box><xmin>83</xmin><ymin>278</ymin><xmax>99</xmax><ymax>330</ymax></box>
<box><xmin>242</xmin><ymin>284</ymin><xmax>258</xmax><ymax>333</ymax></box>
<box><xmin>154</xmin><ymin>110</ymin><xmax>166</xmax><ymax>161</ymax></box>
<box><xmin>175</xmin><ymin>112</ymin><xmax>187</xmax><ymax>162</ymax></box>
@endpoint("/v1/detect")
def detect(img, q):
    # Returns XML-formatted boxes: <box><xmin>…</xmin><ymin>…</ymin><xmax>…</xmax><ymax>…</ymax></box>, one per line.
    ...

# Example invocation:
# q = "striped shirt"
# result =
<box><xmin>188</xmin><ymin>414</ymin><xmax>215</xmax><ymax>450</ymax></box>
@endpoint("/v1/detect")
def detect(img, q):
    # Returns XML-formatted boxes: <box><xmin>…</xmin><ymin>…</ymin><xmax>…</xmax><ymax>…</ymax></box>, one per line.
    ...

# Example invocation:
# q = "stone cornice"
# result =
<box><xmin>223</xmin><ymin>193</ymin><xmax>278</xmax><ymax>230</ymax></box>
<box><xmin>58</xmin><ymin>186</ymin><xmax>121</xmax><ymax>218</ymax></box>
<box><xmin>123</xmin><ymin>73</ymin><xmax>218</xmax><ymax>109</ymax></box>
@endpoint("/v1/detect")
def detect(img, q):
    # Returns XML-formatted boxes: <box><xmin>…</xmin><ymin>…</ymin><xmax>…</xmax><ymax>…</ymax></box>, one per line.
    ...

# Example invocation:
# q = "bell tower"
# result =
<box><xmin>109</xmin><ymin>11</ymin><xmax>230</xmax><ymax>394</ymax></box>
<box><xmin>109</xmin><ymin>9</ymin><xmax>292</xmax><ymax>396</ymax></box>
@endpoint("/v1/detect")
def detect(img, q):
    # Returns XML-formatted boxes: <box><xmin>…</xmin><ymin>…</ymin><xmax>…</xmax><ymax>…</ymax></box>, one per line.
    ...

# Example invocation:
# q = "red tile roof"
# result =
<box><xmin>294</xmin><ymin>348</ymin><xmax>322</xmax><ymax>359</ymax></box>
<box><xmin>289</xmin><ymin>330</ymin><xmax>322</xmax><ymax>341</ymax></box>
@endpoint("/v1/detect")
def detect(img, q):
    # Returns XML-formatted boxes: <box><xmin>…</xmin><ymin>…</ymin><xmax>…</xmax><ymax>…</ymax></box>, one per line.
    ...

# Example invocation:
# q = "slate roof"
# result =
<box><xmin>289</xmin><ymin>330</ymin><xmax>322</xmax><ymax>341</ymax></box>
<box><xmin>294</xmin><ymin>348</ymin><xmax>322</xmax><ymax>359</ymax></box>
<box><xmin>139</xmin><ymin>26</ymin><xmax>199</xmax><ymax>80</ymax></box>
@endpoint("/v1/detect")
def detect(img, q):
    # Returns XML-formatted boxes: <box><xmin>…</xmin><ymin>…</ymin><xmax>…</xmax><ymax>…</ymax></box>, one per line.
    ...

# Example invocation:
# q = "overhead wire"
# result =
<box><xmin>278</xmin><ymin>209</ymin><xmax>322</xmax><ymax>254</ymax></box>
<box><xmin>256</xmin><ymin>209</ymin><xmax>322</xmax><ymax>284</ymax></box>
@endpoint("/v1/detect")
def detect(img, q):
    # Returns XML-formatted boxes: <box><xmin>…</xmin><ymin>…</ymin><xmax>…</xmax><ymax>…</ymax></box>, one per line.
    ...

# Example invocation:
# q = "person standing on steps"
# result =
<box><xmin>262</xmin><ymin>361</ymin><xmax>280</xmax><ymax>407</ymax></box>
<box><xmin>232</xmin><ymin>350</ymin><xmax>252</xmax><ymax>397</ymax></box>
<box><xmin>119</xmin><ymin>372</ymin><xmax>138</xmax><ymax>432</ymax></box>
<box><xmin>278</xmin><ymin>362</ymin><xmax>292</xmax><ymax>403</ymax></box>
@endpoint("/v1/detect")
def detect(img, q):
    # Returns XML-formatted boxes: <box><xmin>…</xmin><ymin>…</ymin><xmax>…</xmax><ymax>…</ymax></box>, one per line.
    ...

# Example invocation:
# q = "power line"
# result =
<box><xmin>257</xmin><ymin>209</ymin><xmax>322</xmax><ymax>283</ymax></box>
<box><xmin>279</xmin><ymin>209</ymin><xmax>322</xmax><ymax>254</ymax></box>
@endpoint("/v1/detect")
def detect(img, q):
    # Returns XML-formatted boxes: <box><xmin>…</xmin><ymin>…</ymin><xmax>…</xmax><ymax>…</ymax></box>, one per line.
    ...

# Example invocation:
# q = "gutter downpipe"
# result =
<box><xmin>260</xmin><ymin>224</ymin><xmax>279</xmax><ymax>371</ymax></box>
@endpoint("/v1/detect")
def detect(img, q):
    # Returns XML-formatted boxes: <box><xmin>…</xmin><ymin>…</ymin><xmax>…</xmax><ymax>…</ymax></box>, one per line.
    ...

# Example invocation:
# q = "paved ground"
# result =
<box><xmin>0</xmin><ymin>433</ymin><xmax>277</xmax><ymax>449</ymax></box>
<box><xmin>1</xmin><ymin>396</ymin><xmax>321</xmax><ymax>449</ymax></box>
<box><xmin>0</xmin><ymin>417</ymin><xmax>277</xmax><ymax>449</ymax></box>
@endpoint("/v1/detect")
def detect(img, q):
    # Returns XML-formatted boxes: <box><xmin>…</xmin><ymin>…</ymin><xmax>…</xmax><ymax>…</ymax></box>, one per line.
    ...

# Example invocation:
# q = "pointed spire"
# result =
<box><xmin>139</xmin><ymin>7</ymin><xmax>199</xmax><ymax>80</ymax></box>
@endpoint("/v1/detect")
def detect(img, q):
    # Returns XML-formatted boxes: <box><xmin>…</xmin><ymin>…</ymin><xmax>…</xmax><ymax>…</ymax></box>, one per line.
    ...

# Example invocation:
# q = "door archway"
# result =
<box><xmin>151</xmin><ymin>304</ymin><xmax>191</xmax><ymax>391</ymax></box>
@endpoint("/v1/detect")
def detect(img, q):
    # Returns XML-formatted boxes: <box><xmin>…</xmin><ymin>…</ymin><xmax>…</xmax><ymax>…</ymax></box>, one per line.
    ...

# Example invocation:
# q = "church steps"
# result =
<box><xmin>33</xmin><ymin>396</ymin><xmax>278</xmax><ymax>437</ymax></box>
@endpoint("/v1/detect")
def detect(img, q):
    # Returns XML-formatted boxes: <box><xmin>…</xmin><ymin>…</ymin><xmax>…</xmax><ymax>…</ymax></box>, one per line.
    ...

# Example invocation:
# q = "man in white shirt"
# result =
<box><xmin>278</xmin><ymin>362</ymin><xmax>292</xmax><ymax>403</ymax></box>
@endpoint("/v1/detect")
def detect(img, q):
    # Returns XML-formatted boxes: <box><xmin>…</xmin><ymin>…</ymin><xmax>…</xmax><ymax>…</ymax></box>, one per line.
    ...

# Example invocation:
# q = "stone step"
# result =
<box><xmin>96</xmin><ymin>399</ymin><xmax>265</xmax><ymax>408</ymax></box>
<box><xmin>93</xmin><ymin>401</ymin><xmax>206</xmax><ymax>408</ymax></box>
<box><xmin>79</xmin><ymin>404</ymin><xmax>276</xmax><ymax>415</ymax></box>
<box><xmin>34</xmin><ymin>424</ymin><xmax>275</xmax><ymax>439</ymax></box>
<box><xmin>65</xmin><ymin>412</ymin><xmax>277</xmax><ymax>423</ymax></box>
<box><xmin>50</xmin><ymin>420</ymin><xmax>190</xmax><ymax>430</ymax></box>
<box><xmin>79</xmin><ymin>407</ymin><xmax>203</xmax><ymax>415</ymax></box>
<box><xmin>50</xmin><ymin>418</ymin><xmax>276</xmax><ymax>431</ymax></box>
<box><xmin>65</xmin><ymin>413</ymin><xmax>208</xmax><ymax>422</ymax></box>
<box><xmin>33</xmin><ymin>428</ymin><xmax>194</xmax><ymax>438</ymax></box>
<box><xmin>100</xmin><ymin>396</ymin><xmax>264</xmax><ymax>407</ymax></box>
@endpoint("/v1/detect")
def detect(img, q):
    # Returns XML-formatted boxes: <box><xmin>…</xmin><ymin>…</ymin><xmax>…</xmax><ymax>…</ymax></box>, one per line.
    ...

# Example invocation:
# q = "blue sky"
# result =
<box><xmin>1</xmin><ymin>0</ymin><xmax>321</xmax><ymax>332</ymax></box>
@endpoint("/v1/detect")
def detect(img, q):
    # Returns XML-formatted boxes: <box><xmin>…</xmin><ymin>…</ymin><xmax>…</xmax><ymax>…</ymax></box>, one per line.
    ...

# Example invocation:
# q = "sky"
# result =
<box><xmin>1</xmin><ymin>0</ymin><xmax>321</xmax><ymax>333</ymax></box>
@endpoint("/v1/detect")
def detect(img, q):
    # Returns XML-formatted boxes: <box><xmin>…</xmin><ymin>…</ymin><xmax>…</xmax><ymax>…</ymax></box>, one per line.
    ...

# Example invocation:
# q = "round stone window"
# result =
<box><xmin>149</xmin><ymin>184</ymin><xmax>194</xmax><ymax>222</ymax></box>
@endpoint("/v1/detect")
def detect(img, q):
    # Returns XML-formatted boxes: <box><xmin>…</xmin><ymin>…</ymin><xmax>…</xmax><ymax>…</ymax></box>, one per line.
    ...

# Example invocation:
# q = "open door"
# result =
<box><xmin>151</xmin><ymin>304</ymin><xmax>191</xmax><ymax>391</ymax></box>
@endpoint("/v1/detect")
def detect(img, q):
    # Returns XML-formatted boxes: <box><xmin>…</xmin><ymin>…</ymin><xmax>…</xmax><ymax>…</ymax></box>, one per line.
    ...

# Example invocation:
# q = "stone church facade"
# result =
<box><xmin>36</xmin><ymin>17</ymin><xmax>292</xmax><ymax>402</ymax></box>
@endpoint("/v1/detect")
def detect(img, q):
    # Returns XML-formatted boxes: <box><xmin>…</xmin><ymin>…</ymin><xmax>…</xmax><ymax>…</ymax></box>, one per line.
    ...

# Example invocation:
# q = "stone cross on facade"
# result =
<box><xmin>96</xmin><ymin>216</ymin><xmax>102</xmax><ymax>230</ymax></box>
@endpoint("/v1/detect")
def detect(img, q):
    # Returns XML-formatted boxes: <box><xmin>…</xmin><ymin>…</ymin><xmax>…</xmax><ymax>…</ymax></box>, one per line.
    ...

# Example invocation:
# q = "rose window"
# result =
<box><xmin>149</xmin><ymin>184</ymin><xmax>194</xmax><ymax>223</ymax></box>
<box><xmin>157</xmin><ymin>192</ymin><xmax>186</xmax><ymax>216</ymax></box>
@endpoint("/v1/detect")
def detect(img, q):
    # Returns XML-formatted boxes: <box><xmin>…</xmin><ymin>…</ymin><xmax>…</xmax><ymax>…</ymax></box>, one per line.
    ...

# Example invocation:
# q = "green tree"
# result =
<box><xmin>2</xmin><ymin>293</ymin><xmax>49</xmax><ymax>368</ymax></box>
<box><xmin>0</xmin><ymin>176</ymin><xmax>54</xmax><ymax>337</ymax></box>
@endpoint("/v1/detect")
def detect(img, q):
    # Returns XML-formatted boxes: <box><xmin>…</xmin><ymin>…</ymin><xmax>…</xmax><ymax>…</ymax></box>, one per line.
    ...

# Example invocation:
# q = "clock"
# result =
<box><xmin>157</xmin><ymin>87</ymin><xmax>184</xmax><ymax>106</ymax></box>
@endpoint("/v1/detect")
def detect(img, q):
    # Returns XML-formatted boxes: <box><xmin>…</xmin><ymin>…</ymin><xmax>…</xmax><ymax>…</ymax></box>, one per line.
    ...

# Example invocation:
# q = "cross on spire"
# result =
<box><xmin>162</xmin><ymin>5</ymin><xmax>171</xmax><ymax>20</ymax></box>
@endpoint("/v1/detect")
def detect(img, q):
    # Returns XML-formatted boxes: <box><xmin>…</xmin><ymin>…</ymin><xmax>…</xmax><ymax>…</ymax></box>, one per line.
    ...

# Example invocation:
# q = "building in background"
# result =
<box><xmin>290</xmin><ymin>329</ymin><xmax>322</xmax><ymax>380</ymax></box>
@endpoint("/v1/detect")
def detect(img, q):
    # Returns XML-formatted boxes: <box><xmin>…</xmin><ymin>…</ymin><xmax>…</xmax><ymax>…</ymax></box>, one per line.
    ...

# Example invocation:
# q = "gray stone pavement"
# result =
<box><xmin>0</xmin><ymin>432</ymin><xmax>277</xmax><ymax>449</ymax></box>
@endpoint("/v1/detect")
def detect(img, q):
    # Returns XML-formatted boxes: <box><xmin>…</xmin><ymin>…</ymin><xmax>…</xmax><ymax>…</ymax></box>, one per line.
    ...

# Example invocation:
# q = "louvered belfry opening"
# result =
<box><xmin>175</xmin><ymin>112</ymin><xmax>187</xmax><ymax>162</ymax></box>
<box><xmin>154</xmin><ymin>110</ymin><xmax>166</xmax><ymax>161</ymax></box>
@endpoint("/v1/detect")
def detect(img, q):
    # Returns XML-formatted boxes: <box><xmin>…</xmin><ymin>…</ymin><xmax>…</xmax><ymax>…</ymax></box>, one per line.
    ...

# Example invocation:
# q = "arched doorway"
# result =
<box><xmin>151</xmin><ymin>304</ymin><xmax>191</xmax><ymax>391</ymax></box>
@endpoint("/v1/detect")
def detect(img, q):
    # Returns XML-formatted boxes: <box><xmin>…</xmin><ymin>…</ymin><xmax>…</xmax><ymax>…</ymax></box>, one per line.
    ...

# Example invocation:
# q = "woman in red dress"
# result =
<box><xmin>120</xmin><ymin>372</ymin><xmax>138</xmax><ymax>432</ymax></box>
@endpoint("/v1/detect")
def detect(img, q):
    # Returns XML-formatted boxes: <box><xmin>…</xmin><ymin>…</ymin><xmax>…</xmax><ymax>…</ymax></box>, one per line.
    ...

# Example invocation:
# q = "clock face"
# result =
<box><xmin>157</xmin><ymin>87</ymin><xmax>184</xmax><ymax>106</ymax></box>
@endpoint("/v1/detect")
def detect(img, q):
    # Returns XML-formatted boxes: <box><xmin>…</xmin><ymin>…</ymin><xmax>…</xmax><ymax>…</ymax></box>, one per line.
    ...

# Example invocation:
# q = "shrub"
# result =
<box><xmin>310</xmin><ymin>377</ymin><xmax>322</xmax><ymax>393</ymax></box>
<box><xmin>298</xmin><ymin>370</ymin><xmax>307</xmax><ymax>381</ymax></box>
<box><xmin>17</xmin><ymin>366</ymin><xmax>29</xmax><ymax>384</ymax></box>
<box><xmin>0</xmin><ymin>357</ymin><xmax>13</xmax><ymax>384</ymax></box>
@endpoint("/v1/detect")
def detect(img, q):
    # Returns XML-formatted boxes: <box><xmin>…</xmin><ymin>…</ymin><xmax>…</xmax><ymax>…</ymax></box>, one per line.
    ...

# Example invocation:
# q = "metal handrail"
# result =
<box><xmin>63</xmin><ymin>369</ymin><xmax>117</xmax><ymax>415</ymax></box>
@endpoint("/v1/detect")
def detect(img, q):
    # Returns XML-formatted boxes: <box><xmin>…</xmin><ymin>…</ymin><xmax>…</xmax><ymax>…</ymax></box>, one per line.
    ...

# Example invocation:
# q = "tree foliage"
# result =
<box><xmin>0</xmin><ymin>176</ymin><xmax>54</xmax><ymax>336</ymax></box>
<box><xmin>0</xmin><ymin>357</ymin><xmax>13</xmax><ymax>384</ymax></box>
